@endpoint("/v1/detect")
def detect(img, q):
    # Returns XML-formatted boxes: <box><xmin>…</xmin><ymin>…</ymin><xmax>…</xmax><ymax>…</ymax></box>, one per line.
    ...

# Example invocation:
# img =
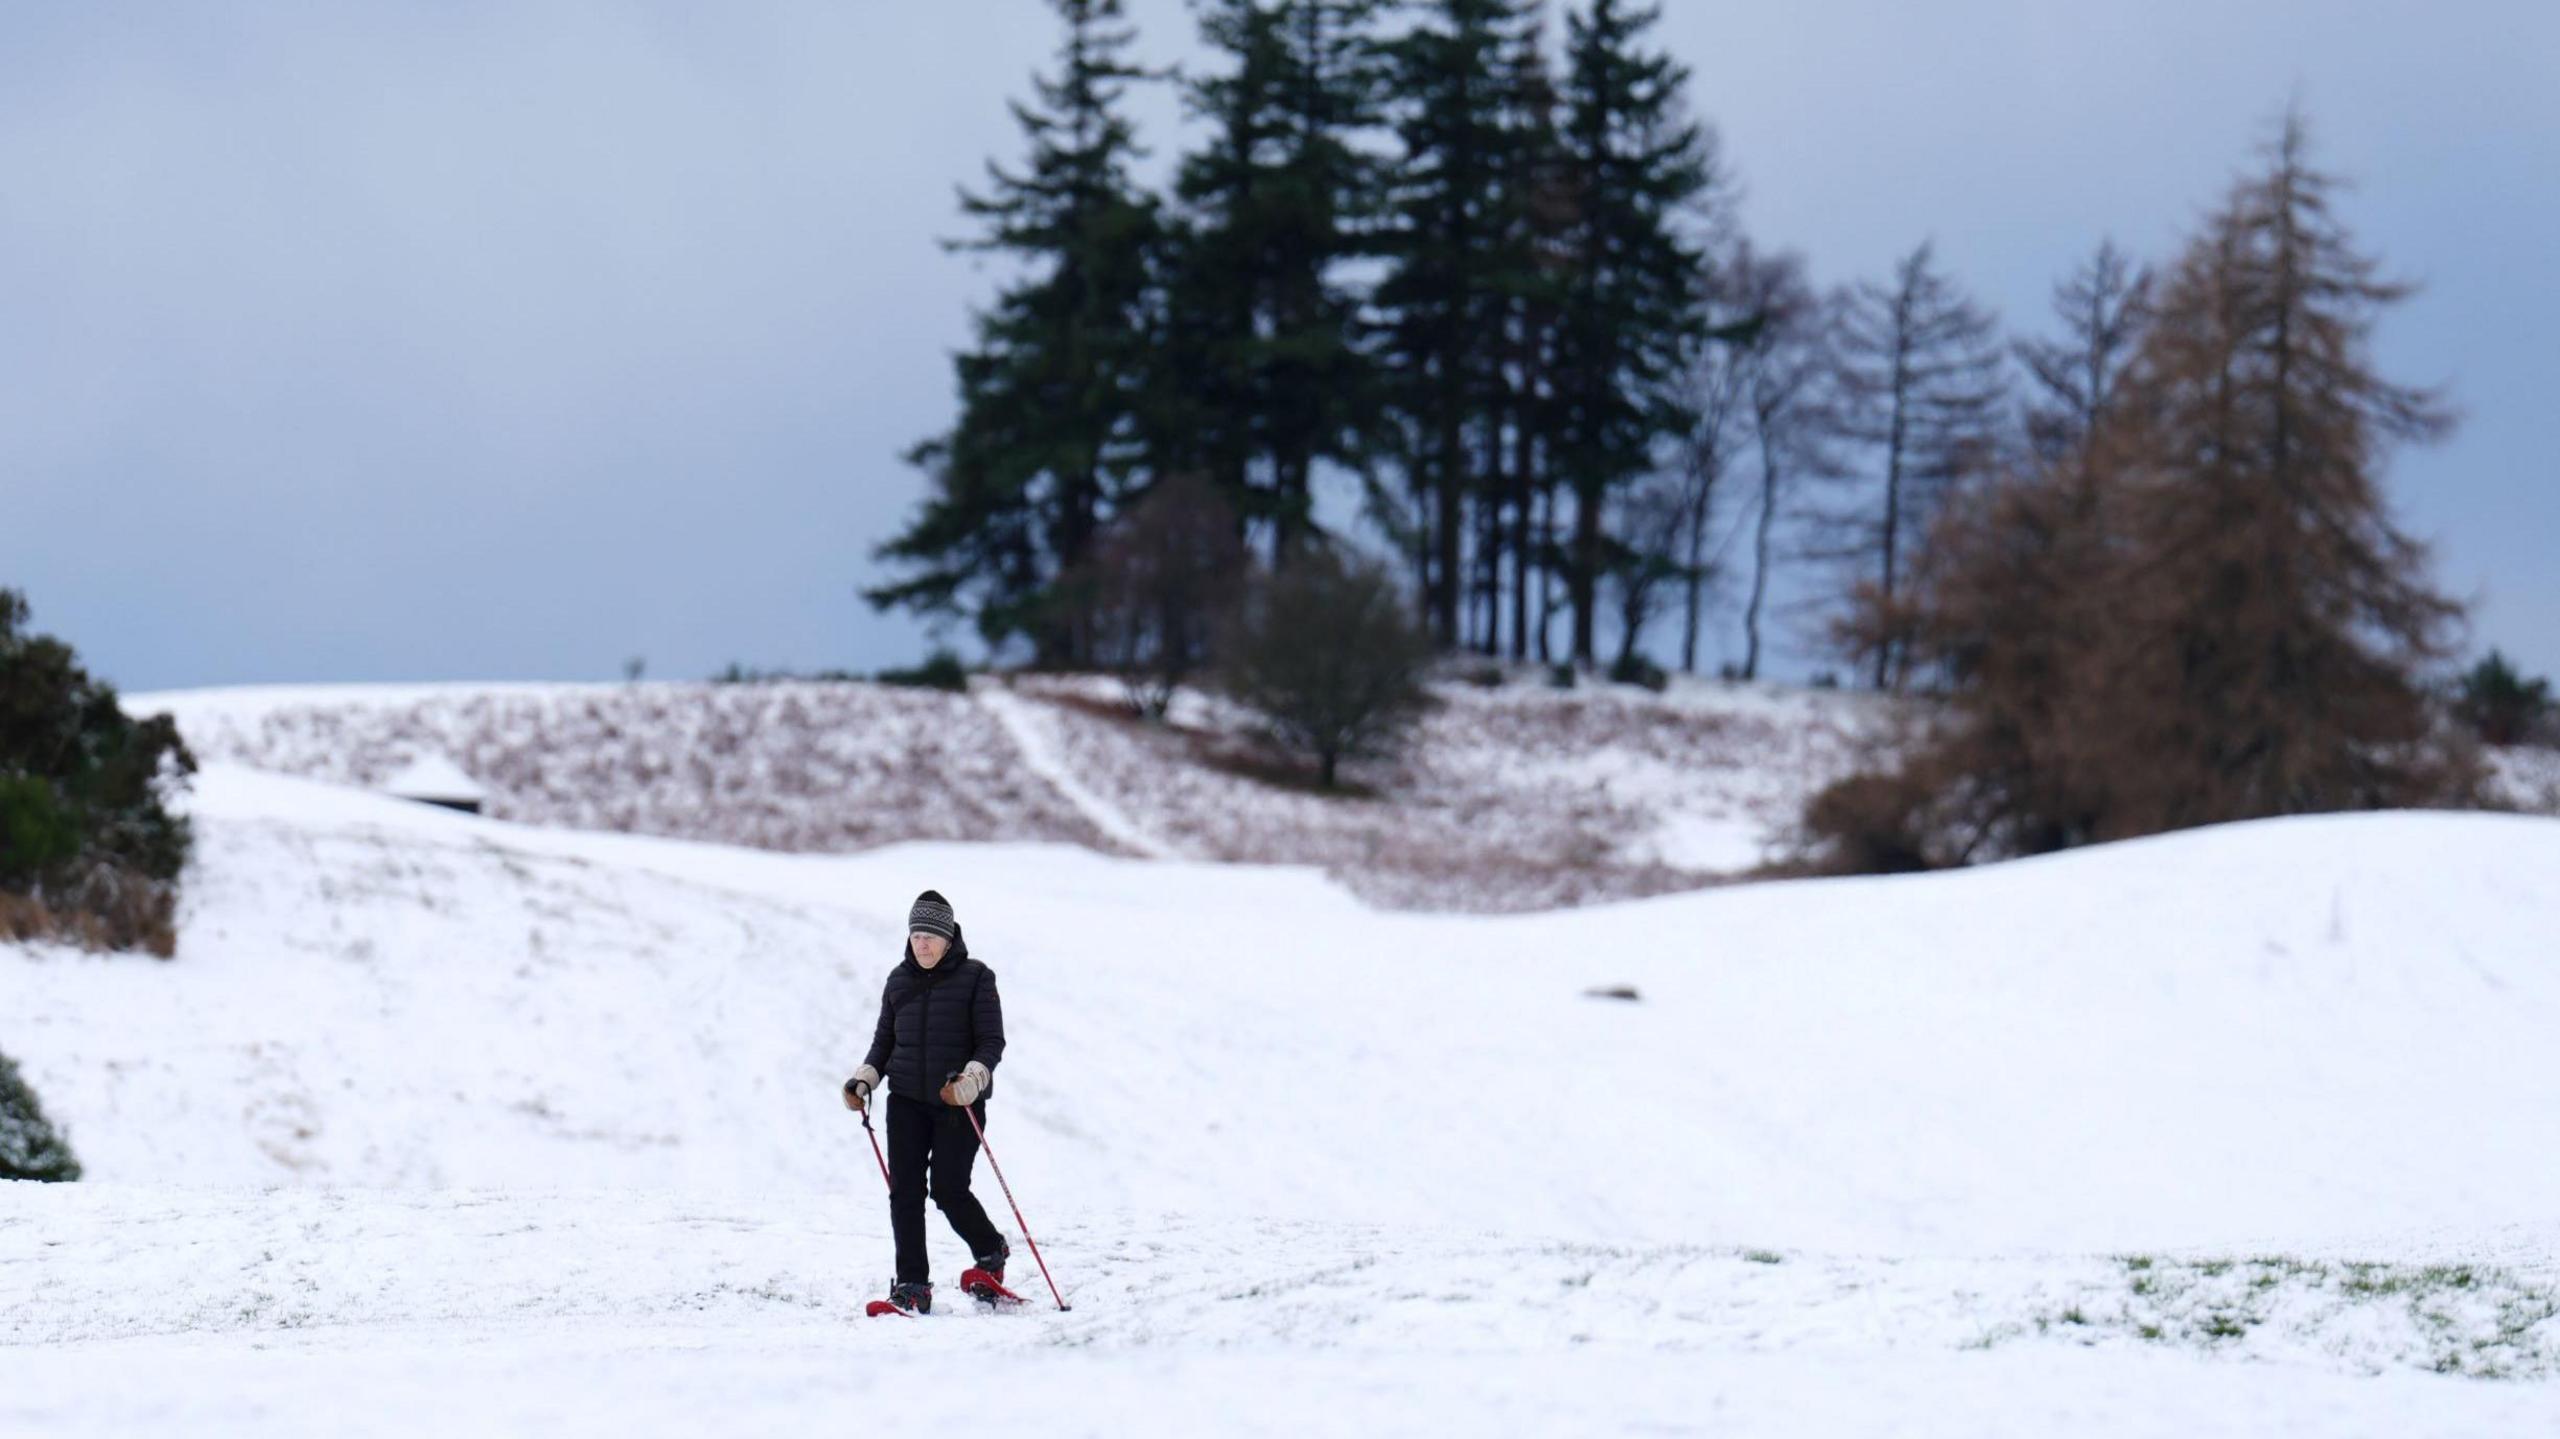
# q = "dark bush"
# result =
<box><xmin>1608</xmin><ymin>653</ymin><xmax>1669</xmax><ymax>692</ymax></box>
<box><xmin>0</xmin><ymin>589</ymin><xmax>194</xmax><ymax>956</ymax></box>
<box><xmin>1800</xmin><ymin>766</ymin><xmax>1952</xmax><ymax>875</ymax></box>
<box><xmin>711</xmin><ymin>663</ymin><xmax>865</xmax><ymax>684</ymax></box>
<box><xmin>1219</xmin><ymin>546</ymin><xmax>1433</xmax><ymax>789</ymax></box>
<box><xmin>0</xmin><ymin>1048</ymin><xmax>81</xmax><ymax>1182</ymax></box>
<box><xmin>875</xmin><ymin>652</ymin><xmax>971</xmax><ymax>692</ymax></box>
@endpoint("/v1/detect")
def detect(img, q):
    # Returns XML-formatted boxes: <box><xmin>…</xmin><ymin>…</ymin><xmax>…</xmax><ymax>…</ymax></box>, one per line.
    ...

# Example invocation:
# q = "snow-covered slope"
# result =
<box><xmin>8</xmin><ymin>762</ymin><xmax>2560</xmax><ymax>1432</ymax></box>
<box><xmin>130</xmin><ymin>673</ymin><xmax>1884</xmax><ymax>911</ymax></box>
<box><xmin>12</xmin><ymin>763</ymin><xmax>2560</xmax><ymax>1250</ymax></box>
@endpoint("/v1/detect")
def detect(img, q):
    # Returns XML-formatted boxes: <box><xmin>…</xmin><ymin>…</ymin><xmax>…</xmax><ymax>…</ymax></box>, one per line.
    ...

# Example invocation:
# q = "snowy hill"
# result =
<box><xmin>130</xmin><ymin>673</ymin><xmax>1885</xmax><ymax>911</ymax></box>
<box><xmin>9</xmin><ymin>757</ymin><xmax>2560</xmax><ymax>1432</ymax></box>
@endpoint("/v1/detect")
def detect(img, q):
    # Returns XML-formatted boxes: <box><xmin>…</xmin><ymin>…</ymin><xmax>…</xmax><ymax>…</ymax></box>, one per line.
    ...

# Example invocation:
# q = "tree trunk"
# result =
<box><xmin>1569</xmin><ymin>481</ymin><xmax>1600</xmax><ymax>666</ymax></box>
<box><xmin>1745</xmin><ymin>452</ymin><xmax>1778</xmax><ymax>681</ymax></box>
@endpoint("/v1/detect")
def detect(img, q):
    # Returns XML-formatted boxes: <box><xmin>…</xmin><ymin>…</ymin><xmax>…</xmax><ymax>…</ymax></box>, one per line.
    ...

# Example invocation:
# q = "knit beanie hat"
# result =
<box><xmin>908</xmin><ymin>890</ymin><xmax>958</xmax><ymax>942</ymax></box>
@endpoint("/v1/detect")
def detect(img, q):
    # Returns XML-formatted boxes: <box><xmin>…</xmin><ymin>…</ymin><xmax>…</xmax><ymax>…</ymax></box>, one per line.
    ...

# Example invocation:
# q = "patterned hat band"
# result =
<box><xmin>908</xmin><ymin>894</ymin><xmax>957</xmax><ymax>941</ymax></box>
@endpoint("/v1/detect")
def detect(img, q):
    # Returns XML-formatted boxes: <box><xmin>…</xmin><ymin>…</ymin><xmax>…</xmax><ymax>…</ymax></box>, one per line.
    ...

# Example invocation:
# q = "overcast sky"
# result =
<box><xmin>4</xmin><ymin>0</ymin><xmax>2552</xmax><ymax>692</ymax></box>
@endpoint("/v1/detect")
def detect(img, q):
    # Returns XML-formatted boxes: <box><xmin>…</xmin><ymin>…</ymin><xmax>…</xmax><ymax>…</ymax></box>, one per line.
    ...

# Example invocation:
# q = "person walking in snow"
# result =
<box><xmin>842</xmin><ymin>889</ymin><xmax>1011</xmax><ymax>1314</ymax></box>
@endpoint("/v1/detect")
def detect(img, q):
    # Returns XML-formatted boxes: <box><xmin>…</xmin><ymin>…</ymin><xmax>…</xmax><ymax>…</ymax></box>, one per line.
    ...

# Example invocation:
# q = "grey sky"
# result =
<box><xmin>3</xmin><ymin>0</ymin><xmax>2552</xmax><ymax>692</ymax></box>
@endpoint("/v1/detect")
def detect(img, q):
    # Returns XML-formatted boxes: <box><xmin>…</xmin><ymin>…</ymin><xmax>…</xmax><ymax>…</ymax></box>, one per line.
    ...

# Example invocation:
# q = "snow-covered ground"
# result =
<box><xmin>9</xmin><ymin>740</ymin><xmax>2560</xmax><ymax>1431</ymax></box>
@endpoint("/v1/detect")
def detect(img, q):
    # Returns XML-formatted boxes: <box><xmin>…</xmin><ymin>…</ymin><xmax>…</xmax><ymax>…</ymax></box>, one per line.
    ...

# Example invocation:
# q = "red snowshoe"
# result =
<box><xmin>865</xmin><ymin>1280</ymin><xmax>931</xmax><ymax>1318</ymax></box>
<box><xmin>959</xmin><ymin>1266</ymin><xmax>1024</xmax><ymax>1307</ymax></box>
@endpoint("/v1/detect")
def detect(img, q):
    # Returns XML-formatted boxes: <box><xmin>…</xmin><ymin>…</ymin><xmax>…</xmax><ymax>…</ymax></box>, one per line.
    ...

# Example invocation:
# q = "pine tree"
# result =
<box><xmin>1492</xmin><ymin>11</ymin><xmax>1570</xmax><ymax>661</ymax></box>
<box><xmin>867</xmin><ymin>0</ymin><xmax>1163</xmax><ymax>664</ymax></box>
<box><xmin>1163</xmin><ymin>0</ymin><xmax>1393</xmax><ymax>558</ymax></box>
<box><xmin>1548</xmin><ymin>0</ymin><xmax>1716</xmax><ymax>668</ymax></box>
<box><xmin>1376</xmin><ymin>0</ymin><xmax>1542</xmax><ymax>648</ymax></box>
<box><xmin>2454</xmin><ymin>650</ymin><xmax>2554</xmax><ymax>748</ymax></box>
<box><xmin>1830</xmin><ymin>240</ymin><xmax>2008</xmax><ymax>689</ymax></box>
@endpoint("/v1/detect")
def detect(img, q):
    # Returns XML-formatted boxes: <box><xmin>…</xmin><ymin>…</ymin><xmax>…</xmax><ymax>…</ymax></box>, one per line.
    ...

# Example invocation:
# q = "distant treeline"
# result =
<box><xmin>866</xmin><ymin>0</ymin><xmax>2539</xmax><ymax>867</ymax></box>
<box><xmin>868</xmin><ymin>0</ymin><xmax>1744</xmax><ymax>673</ymax></box>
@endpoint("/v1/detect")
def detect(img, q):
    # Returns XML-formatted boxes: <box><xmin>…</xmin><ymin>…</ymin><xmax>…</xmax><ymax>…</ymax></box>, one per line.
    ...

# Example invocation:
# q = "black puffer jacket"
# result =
<box><xmin>862</xmin><ymin>927</ymin><xmax>1005</xmax><ymax>1103</ymax></box>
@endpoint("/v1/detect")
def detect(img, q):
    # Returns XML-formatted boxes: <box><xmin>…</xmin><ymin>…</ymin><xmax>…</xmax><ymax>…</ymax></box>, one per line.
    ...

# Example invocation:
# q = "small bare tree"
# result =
<box><xmin>2014</xmin><ymin>238</ymin><xmax>2151</xmax><ymax>482</ymax></box>
<box><xmin>1664</xmin><ymin>240</ymin><xmax>1761</xmax><ymax>673</ymax></box>
<box><xmin>1058</xmin><ymin>473</ymin><xmax>1247</xmax><ymax>719</ymax></box>
<box><xmin>1219</xmin><ymin>544</ymin><xmax>1433</xmax><ymax>788</ymax></box>
<box><xmin>1827</xmin><ymin>240</ymin><xmax>2009</xmax><ymax>690</ymax></box>
<box><xmin>1607</xmin><ymin>475</ymin><xmax>1691</xmax><ymax>681</ymax></box>
<box><xmin>1731</xmin><ymin>246</ymin><xmax>1838</xmax><ymax>682</ymax></box>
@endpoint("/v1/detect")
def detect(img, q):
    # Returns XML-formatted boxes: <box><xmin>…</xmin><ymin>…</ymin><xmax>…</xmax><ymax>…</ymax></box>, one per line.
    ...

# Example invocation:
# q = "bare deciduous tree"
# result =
<box><xmin>1827</xmin><ymin>241</ymin><xmax>2009</xmax><ymax>690</ymax></box>
<box><xmin>2015</xmin><ymin>238</ymin><xmax>2152</xmax><ymax>483</ymax></box>
<box><xmin>1802</xmin><ymin>111</ymin><xmax>2480</xmax><ymax>873</ymax></box>
<box><xmin>1730</xmin><ymin>246</ymin><xmax>1837</xmax><ymax>682</ymax></box>
<box><xmin>1058</xmin><ymin>473</ymin><xmax>1247</xmax><ymax>719</ymax></box>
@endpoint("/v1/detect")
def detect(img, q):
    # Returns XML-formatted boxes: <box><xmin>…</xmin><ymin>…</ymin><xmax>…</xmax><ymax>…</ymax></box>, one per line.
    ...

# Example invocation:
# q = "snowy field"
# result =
<box><xmin>8</xmin><ymin>742</ymin><xmax>2560</xmax><ymax>1431</ymax></box>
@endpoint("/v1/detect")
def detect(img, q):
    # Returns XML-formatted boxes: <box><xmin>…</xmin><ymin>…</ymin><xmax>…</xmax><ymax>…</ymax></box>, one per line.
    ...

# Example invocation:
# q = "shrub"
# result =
<box><xmin>1608</xmin><ymin>653</ymin><xmax>1669</xmax><ymax>692</ymax></box>
<box><xmin>875</xmin><ymin>651</ymin><xmax>970</xmax><ymax>692</ymax></box>
<box><xmin>711</xmin><ymin>663</ymin><xmax>864</xmax><ymax>684</ymax></box>
<box><xmin>0</xmin><ymin>589</ymin><xmax>194</xmax><ymax>956</ymax></box>
<box><xmin>1799</xmin><ymin>767</ymin><xmax>1944</xmax><ymax>875</ymax></box>
<box><xmin>1219</xmin><ymin>546</ymin><xmax>1433</xmax><ymax>789</ymax></box>
<box><xmin>0</xmin><ymin>1048</ymin><xmax>81</xmax><ymax>1181</ymax></box>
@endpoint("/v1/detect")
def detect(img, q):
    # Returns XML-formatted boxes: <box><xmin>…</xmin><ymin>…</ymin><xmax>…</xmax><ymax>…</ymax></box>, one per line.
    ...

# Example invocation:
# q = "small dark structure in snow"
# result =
<box><xmin>380</xmin><ymin>753</ymin><xmax>486</xmax><ymax>815</ymax></box>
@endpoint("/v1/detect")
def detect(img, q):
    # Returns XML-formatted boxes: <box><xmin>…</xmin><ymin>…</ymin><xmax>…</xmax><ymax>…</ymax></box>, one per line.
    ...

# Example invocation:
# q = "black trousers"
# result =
<box><xmin>886</xmin><ymin>1090</ymin><xmax>1003</xmax><ymax>1285</ymax></box>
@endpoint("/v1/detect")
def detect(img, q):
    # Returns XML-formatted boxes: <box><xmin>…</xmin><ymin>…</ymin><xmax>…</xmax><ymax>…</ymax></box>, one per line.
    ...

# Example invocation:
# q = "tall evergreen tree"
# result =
<box><xmin>866</xmin><ymin>0</ymin><xmax>1162</xmax><ymax>664</ymax></box>
<box><xmin>1548</xmin><ymin>0</ymin><xmax>1716</xmax><ymax>668</ymax></box>
<box><xmin>1163</xmin><ymin>0</ymin><xmax>1394</xmax><ymax>558</ymax></box>
<box><xmin>1830</xmin><ymin>240</ymin><xmax>2008</xmax><ymax>689</ymax></box>
<box><xmin>1490</xmin><ymin>10</ymin><xmax>1571</xmax><ymax>660</ymax></box>
<box><xmin>1376</xmin><ymin>0</ymin><xmax>1542</xmax><ymax>648</ymax></box>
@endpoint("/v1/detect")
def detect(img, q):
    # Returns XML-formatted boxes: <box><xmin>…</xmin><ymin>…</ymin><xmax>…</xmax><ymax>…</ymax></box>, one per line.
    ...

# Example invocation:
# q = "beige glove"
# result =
<box><xmin>939</xmin><ymin>1060</ymin><xmax>991</xmax><ymax>1108</ymax></box>
<box><xmin>843</xmin><ymin>1065</ymin><xmax>880</xmax><ymax>1111</ymax></box>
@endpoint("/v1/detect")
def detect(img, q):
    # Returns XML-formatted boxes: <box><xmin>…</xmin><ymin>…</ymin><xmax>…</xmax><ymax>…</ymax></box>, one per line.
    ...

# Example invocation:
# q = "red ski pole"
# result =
<box><xmin>959</xmin><ymin>1100</ymin><xmax>1071</xmax><ymax>1311</ymax></box>
<box><xmin>853</xmin><ymin>1085</ymin><xmax>893</xmax><ymax>1191</ymax></box>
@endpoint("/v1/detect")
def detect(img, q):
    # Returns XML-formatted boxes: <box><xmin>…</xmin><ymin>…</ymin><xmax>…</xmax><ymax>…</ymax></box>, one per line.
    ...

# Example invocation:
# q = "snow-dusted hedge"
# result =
<box><xmin>0</xmin><ymin>1049</ymin><xmax>80</xmax><ymax>1182</ymax></box>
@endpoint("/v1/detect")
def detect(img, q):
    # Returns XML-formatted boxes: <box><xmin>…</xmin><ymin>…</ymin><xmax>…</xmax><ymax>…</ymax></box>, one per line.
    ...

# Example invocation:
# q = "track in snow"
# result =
<box><xmin>977</xmin><ymin>684</ymin><xmax>1182</xmax><ymax>860</ymax></box>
